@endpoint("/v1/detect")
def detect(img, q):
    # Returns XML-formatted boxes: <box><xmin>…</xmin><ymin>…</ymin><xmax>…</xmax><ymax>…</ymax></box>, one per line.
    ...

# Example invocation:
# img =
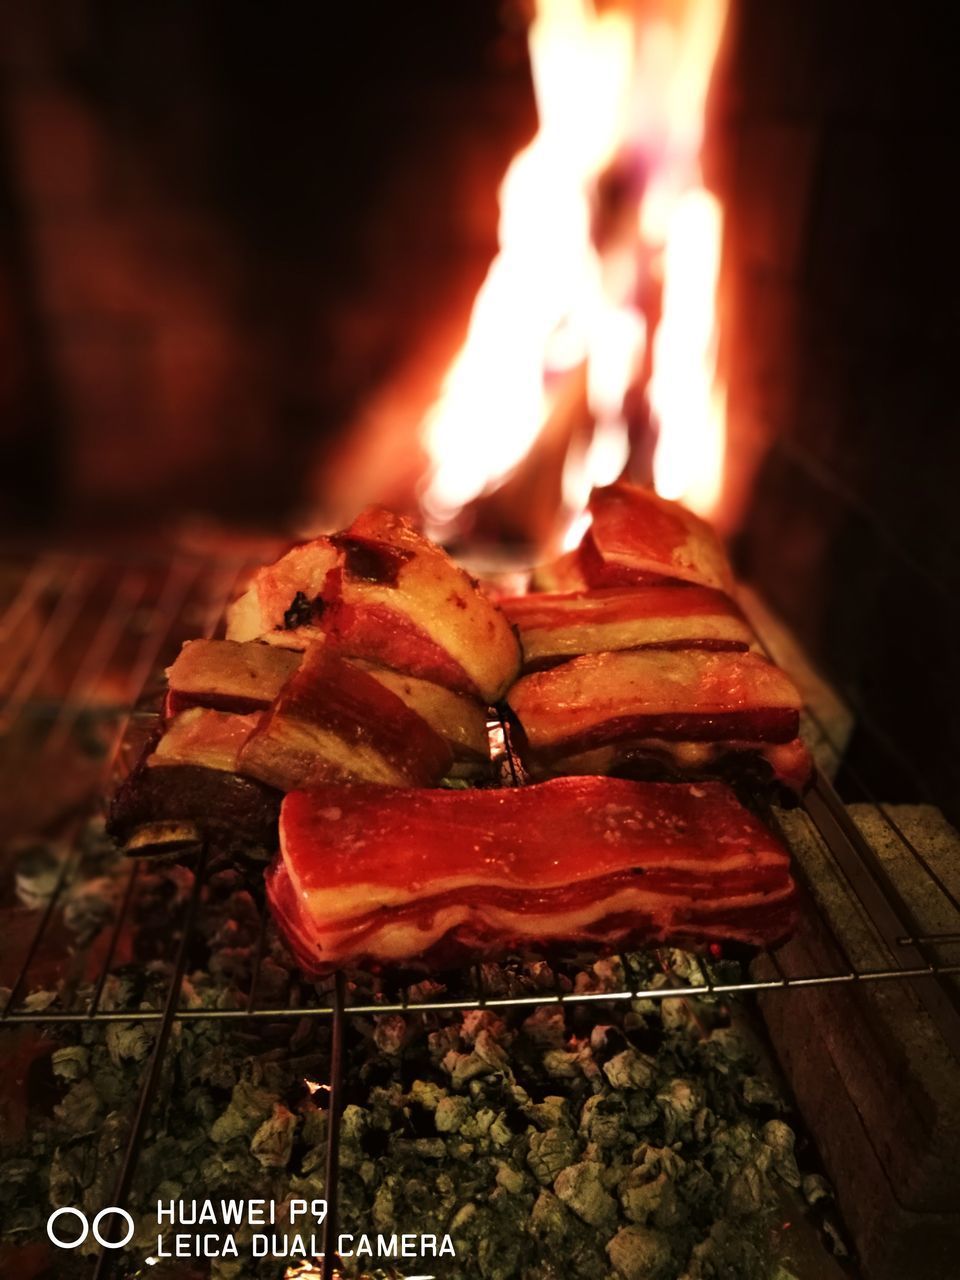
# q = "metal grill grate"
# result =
<box><xmin>1</xmin><ymin>547</ymin><xmax>959</xmax><ymax>1279</ymax></box>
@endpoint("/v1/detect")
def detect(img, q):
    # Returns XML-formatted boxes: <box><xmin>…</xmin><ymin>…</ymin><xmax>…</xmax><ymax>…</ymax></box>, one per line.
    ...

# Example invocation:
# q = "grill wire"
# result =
<box><xmin>1</xmin><ymin>548</ymin><xmax>959</xmax><ymax>1279</ymax></box>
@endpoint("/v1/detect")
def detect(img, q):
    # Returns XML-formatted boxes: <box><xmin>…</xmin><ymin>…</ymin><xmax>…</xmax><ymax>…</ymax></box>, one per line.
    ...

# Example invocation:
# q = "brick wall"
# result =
<box><xmin>708</xmin><ymin>0</ymin><xmax>960</xmax><ymax>814</ymax></box>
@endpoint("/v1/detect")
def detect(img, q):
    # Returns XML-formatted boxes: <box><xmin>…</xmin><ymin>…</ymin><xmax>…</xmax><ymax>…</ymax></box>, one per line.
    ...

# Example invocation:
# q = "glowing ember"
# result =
<box><xmin>419</xmin><ymin>0</ymin><xmax>730</xmax><ymax>540</ymax></box>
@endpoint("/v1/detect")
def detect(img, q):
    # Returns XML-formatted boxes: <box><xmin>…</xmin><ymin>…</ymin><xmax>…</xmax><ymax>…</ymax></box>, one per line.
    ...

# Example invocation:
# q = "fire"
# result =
<box><xmin>419</xmin><ymin>0</ymin><xmax>730</xmax><ymax>540</ymax></box>
<box><xmin>649</xmin><ymin>188</ymin><xmax>726</xmax><ymax>515</ymax></box>
<box><xmin>420</xmin><ymin>0</ymin><xmax>636</xmax><ymax>533</ymax></box>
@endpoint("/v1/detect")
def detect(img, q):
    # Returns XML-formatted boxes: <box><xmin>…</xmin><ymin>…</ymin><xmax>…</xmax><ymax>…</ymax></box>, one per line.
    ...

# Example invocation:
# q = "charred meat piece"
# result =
<box><xmin>236</xmin><ymin>642</ymin><xmax>453</xmax><ymax>791</ymax></box>
<box><xmin>108</xmin><ymin>708</ymin><xmax>280</xmax><ymax>857</ymax></box>
<box><xmin>508</xmin><ymin>649</ymin><xmax>809</xmax><ymax>791</ymax></box>
<box><xmin>166</xmin><ymin>636</ymin><xmax>491</xmax><ymax>776</ymax></box>
<box><xmin>501</xmin><ymin>585</ymin><xmax>753</xmax><ymax>670</ymax></box>
<box><xmin>226</xmin><ymin>506</ymin><xmax>521</xmax><ymax>703</ymax></box>
<box><xmin>268</xmin><ymin>778</ymin><xmax>798</xmax><ymax>973</ymax></box>
<box><xmin>226</xmin><ymin>538</ymin><xmax>338</xmax><ymax>649</ymax></box>
<box><xmin>164</xmin><ymin>638</ymin><xmax>301</xmax><ymax>717</ymax></box>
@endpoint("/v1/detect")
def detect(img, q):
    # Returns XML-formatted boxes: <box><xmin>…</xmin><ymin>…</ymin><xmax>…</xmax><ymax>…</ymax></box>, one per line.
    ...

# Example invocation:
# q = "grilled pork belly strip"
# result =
<box><xmin>150</xmin><ymin>706</ymin><xmax>261</xmax><ymax>770</ymax></box>
<box><xmin>509</xmin><ymin>649</ymin><xmax>802</xmax><ymax>755</ymax></box>
<box><xmin>268</xmin><ymin>778</ymin><xmax>797</xmax><ymax>972</ymax></box>
<box><xmin>236</xmin><ymin>642</ymin><xmax>453</xmax><ymax>790</ymax></box>
<box><xmin>347</xmin><ymin>661</ymin><xmax>490</xmax><ymax>774</ymax></box>
<box><xmin>501</xmin><ymin>585</ymin><xmax>753</xmax><ymax>670</ymax></box>
<box><xmin>226</xmin><ymin>506</ymin><xmax>521</xmax><ymax>702</ymax></box>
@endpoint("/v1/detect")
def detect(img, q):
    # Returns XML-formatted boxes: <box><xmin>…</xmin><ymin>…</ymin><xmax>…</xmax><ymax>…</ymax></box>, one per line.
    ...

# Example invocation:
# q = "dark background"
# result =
<box><xmin>1</xmin><ymin>0</ymin><xmax>958</xmax><ymax>815</ymax></box>
<box><xmin>707</xmin><ymin>1</ymin><xmax>960</xmax><ymax>812</ymax></box>
<box><xmin>0</xmin><ymin>0</ymin><xmax>534</xmax><ymax>528</ymax></box>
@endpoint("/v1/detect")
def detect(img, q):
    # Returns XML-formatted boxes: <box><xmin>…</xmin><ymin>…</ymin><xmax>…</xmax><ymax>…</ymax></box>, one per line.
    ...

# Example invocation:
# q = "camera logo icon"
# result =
<box><xmin>46</xmin><ymin>1206</ymin><xmax>135</xmax><ymax>1249</ymax></box>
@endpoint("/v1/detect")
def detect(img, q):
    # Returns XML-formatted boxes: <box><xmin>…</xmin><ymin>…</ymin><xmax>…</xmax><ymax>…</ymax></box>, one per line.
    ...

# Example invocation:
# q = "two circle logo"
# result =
<box><xmin>47</xmin><ymin>1206</ymin><xmax>135</xmax><ymax>1249</ymax></box>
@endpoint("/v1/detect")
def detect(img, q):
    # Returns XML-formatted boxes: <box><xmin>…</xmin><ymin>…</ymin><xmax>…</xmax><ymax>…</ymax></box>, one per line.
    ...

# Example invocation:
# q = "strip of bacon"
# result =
<box><xmin>268</xmin><ymin>778</ymin><xmax>797</xmax><ymax>972</ymax></box>
<box><xmin>226</xmin><ymin>507</ymin><xmax>521</xmax><ymax>703</ymax></box>
<box><xmin>501</xmin><ymin>585</ymin><xmax>753</xmax><ymax>670</ymax></box>
<box><xmin>237</xmin><ymin>642</ymin><xmax>453</xmax><ymax>790</ymax></box>
<box><xmin>164</xmin><ymin>637</ymin><xmax>489</xmax><ymax>774</ymax></box>
<box><xmin>581</xmin><ymin>481</ymin><xmax>735</xmax><ymax>592</ymax></box>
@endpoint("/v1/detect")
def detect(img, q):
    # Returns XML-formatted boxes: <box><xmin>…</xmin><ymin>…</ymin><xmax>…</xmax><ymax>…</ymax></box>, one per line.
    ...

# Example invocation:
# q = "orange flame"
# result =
<box><xmin>420</xmin><ymin>0</ymin><xmax>729</xmax><ymax>537</ymax></box>
<box><xmin>649</xmin><ymin>188</ymin><xmax>726</xmax><ymax>515</ymax></box>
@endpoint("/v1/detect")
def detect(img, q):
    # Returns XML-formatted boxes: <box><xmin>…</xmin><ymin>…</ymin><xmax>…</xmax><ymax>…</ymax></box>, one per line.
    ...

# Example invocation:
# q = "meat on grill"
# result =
<box><xmin>501</xmin><ymin>584</ymin><xmax>753</xmax><ymax>671</ymax></box>
<box><xmin>267</xmin><ymin>777</ymin><xmax>798</xmax><ymax>973</ymax></box>
<box><xmin>236</xmin><ymin>641</ymin><xmax>454</xmax><ymax>790</ymax></box>
<box><xmin>533</xmin><ymin>482</ymin><xmax>735</xmax><ymax>595</ymax></box>
<box><xmin>226</xmin><ymin>506</ymin><xmax>521</xmax><ymax>703</ymax></box>
<box><xmin>165</xmin><ymin>637</ymin><xmax>490</xmax><ymax>776</ymax></box>
<box><xmin>108</xmin><ymin>707</ymin><xmax>280</xmax><ymax>856</ymax></box>
<box><xmin>164</xmin><ymin>638</ymin><xmax>301</xmax><ymax>716</ymax></box>
<box><xmin>508</xmin><ymin>649</ymin><xmax>811</xmax><ymax>791</ymax></box>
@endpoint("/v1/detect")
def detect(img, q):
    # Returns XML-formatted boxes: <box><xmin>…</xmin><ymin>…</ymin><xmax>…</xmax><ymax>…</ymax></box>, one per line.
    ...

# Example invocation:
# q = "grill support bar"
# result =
<box><xmin>803</xmin><ymin>771</ymin><xmax>960</xmax><ymax>1062</ymax></box>
<box><xmin>321</xmin><ymin>970</ymin><xmax>346</xmax><ymax>1280</ymax></box>
<box><xmin>91</xmin><ymin>847</ymin><xmax>209</xmax><ymax>1280</ymax></box>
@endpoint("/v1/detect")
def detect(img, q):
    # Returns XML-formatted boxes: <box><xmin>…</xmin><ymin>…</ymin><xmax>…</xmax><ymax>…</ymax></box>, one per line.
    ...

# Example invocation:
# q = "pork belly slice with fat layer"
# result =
<box><xmin>501</xmin><ymin>585</ymin><xmax>753</xmax><ymax>670</ymax></box>
<box><xmin>509</xmin><ymin>649</ymin><xmax>802</xmax><ymax>757</ymax></box>
<box><xmin>236</xmin><ymin>642</ymin><xmax>453</xmax><ymax>790</ymax></box>
<box><xmin>267</xmin><ymin>778</ymin><xmax>798</xmax><ymax>972</ymax></box>
<box><xmin>580</xmin><ymin>481</ymin><xmax>735</xmax><ymax>593</ymax></box>
<box><xmin>226</xmin><ymin>506</ymin><xmax>521</xmax><ymax>702</ymax></box>
<box><xmin>163</xmin><ymin>637</ymin><xmax>490</xmax><ymax>773</ymax></box>
<box><xmin>348</xmin><ymin>660</ymin><xmax>491</xmax><ymax>775</ymax></box>
<box><xmin>164</xmin><ymin>638</ymin><xmax>302</xmax><ymax>716</ymax></box>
